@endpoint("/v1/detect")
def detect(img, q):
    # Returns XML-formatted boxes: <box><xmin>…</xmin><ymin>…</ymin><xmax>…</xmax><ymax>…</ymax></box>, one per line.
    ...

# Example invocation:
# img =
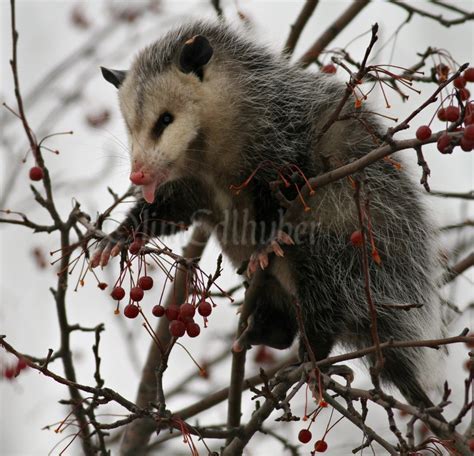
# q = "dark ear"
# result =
<box><xmin>101</xmin><ymin>67</ymin><xmax>127</xmax><ymax>89</ymax></box>
<box><xmin>179</xmin><ymin>35</ymin><xmax>213</xmax><ymax>80</ymax></box>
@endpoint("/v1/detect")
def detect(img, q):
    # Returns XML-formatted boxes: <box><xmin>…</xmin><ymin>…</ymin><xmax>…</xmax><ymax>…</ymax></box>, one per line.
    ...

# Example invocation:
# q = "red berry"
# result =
<box><xmin>460</xmin><ymin>137</ymin><xmax>474</xmax><ymax>152</ymax></box>
<box><xmin>464</xmin><ymin>67</ymin><xmax>474</xmax><ymax>82</ymax></box>
<box><xmin>186</xmin><ymin>322</ymin><xmax>201</xmax><ymax>338</ymax></box>
<box><xmin>129</xmin><ymin>240</ymin><xmax>142</xmax><ymax>255</ymax></box>
<box><xmin>459</xmin><ymin>88</ymin><xmax>470</xmax><ymax>101</ymax></box>
<box><xmin>29</xmin><ymin>166</ymin><xmax>44</xmax><ymax>181</ymax></box>
<box><xmin>138</xmin><ymin>275</ymin><xmax>153</xmax><ymax>290</ymax></box>
<box><xmin>314</xmin><ymin>440</ymin><xmax>328</xmax><ymax>452</ymax></box>
<box><xmin>111</xmin><ymin>286</ymin><xmax>125</xmax><ymax>301</ymax></box>
<box><xmin>437</xmin><ymin>107</ymin><xmax>447</xmax><ymax>121</ymax></box>
<box><xmin>124</xmin><ymin>304</ymin><xmax>139</xmax><ymax>319</ymax></box>
<box><xmin>437</xmin><ymin>134</ymin><xmax>451</xmax><ymax>153</ymax></box>
<box><xmin>152</xmin><ymin>305</ymin><xmax>165</xmax><ymax>317</ymax></box>
<box><xmin>465</xmin><ymin>114</ymin><xmax>474</xmax><ymax>126</ymax></box>
<box><xmin>98</xmin><ymin>282</ymin><xmax>108</xmax><ymax>290</ymax></box>
<box><xmin>465</xmin><ymin>333</ymin><xmax>474</xmax><ymax>349</ymax></box>
<box><xmin>4</xmin><ymin>367</ymin><xmax>16</xmax><ymax>379</ymax></box>
<box><xmin>298</xmin><ymin>429</ymin><xmax>312</xmax><ymax>444</ymax></box>
<box><xmin>198</xmin><ymin>301</ymin><xmax>212</xmax><ymax>317</ymax></box>
<box><xmin>350</xmin><ymin>230</ymin><xmax>363</xmax><ymax>247</ymax></box>
<box><xmin>454</xmin><ymin>77</ymin><xmax>466</xmax><ymax>89</ymax></box>
<box><xmin>464</xmin><ymin>124</ymin><xmax>474</xmax><ymax>140</ymax></box>
<box><xmin>321</xmin><ymin>64</ymin><xmax>336</xmax><ymax>74</ymax></box>
<box><xmin>130</xmin><ymin>286</ymin><xmax>144</xmax><ymax>302</ymax></box>
<box><xmin>16</xmin><ymin>358</ymin><xmax>28</xmax><ymax>371</ymax></box>
<box><xmin>180</xmin><ymin>303</ymin><xmax>196</xmax><ymax>318</ymax></box>
<box><xmin>469</xmin><ymin>438</ymin><xmax>474</xmax><ymax>451</ymax></box>
<box><xmin>165</xmin><ymin>305</ymin><xmax>180</xmax><ymax>321</ymax></box>
<box><xmin>169</xmin><ymin>320</ymin><xmax>186</xmax><ymax>337</ymax></box>
<box><xmin>254</xmin><ymin>345</ymin><xmax>275</xmax><ymax>364</ymax></box>
<box><xmin>445</xmin><ymin>106</ymin><xmax>460</xmax><ymax>122</ymax></box>
<box><xmin>415</xmin><ymin>125</ymin><xmax>431</xmax><ymax>141</ymax></box>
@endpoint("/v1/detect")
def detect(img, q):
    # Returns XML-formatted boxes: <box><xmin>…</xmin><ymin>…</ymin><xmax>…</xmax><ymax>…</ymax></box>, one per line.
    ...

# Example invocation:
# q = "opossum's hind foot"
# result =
<box><xmin>325</xmin><ymin>364</ymin><xmax>354</xmax><ymax>384</ymax></box>
<box><xmin>235</xmin><ymin>305</ymin><xmax>297</xmax><ymax>351</ymax></box>
<box><xmin>246</xmin><ymin>230</ymin><xmax>294</xmax><ymax>276</ymax></box>
<box><xmin>234</xmin><ymin>275</ymin><xmax>298</xmax><ymax>351</ymax></box>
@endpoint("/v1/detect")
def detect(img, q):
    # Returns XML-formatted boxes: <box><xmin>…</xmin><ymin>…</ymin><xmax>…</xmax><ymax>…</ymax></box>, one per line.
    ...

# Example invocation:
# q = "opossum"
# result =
<box><xmin>94</xmin><ymin>21</ymin><xmax>447</xmax><ymax>415</ymax></box>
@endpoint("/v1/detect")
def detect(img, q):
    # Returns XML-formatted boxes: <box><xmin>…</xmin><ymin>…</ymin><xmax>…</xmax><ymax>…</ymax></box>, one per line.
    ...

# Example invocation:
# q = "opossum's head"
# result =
<box><xmin>101</xmin><ymin>35</ymin><xmax>213</xmax><ymax>203</ymax></box>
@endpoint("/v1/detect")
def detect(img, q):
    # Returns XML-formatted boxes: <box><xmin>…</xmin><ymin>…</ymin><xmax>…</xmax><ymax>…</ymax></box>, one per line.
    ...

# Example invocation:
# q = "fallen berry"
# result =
<box><xmin>29</xmin><ymin>166</ymin><xmax>44</xmax><ymax>181</ymax></box>
<box><xmin>415</xmin><ymin>125</ymin><xmax>431</xmax><ymax>141</ymax></box>
<box><xmin>138</xmin><ymin>275</ymin><xmax>153</xmax><ymax>290</ymax></box>
<box><xmin>169</xmin><ymin>320</ymin><xmax>186</xmax><ymax>337</ymax></box>
<box><xmin>124</xmin><ymin>304</ymin><xmax>139</xmax><ymax>319</ymax></box>
<box><xmin>111</xmin><ymin>286</ymin><xmax>125</xmax><ymax>301</ymax></box>
<box><xmin>298</xmin><ymin>429</ymin><xmax>312</xmax><ymax>444</ymax></box>
<box><xmin>152</xmin><ymin>305</ymin><xmax>165</xmax><ymax>317</ymax></box>
<box><xmin>198</xmin><ymin>301</ymin><xmax>212</xmax><ymax>317</ymax></box>
<box><xmin>186</xmin><ymin>322</ymin><xmax>201</xmax><ymax>338</ymax></box>
<box><xmin>130</xmin><ymin>287</ymin><xmax>144</xmax><ymax>302</ymax></box>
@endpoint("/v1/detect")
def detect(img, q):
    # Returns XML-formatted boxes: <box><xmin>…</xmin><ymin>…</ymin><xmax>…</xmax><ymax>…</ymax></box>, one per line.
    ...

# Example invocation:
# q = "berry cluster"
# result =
<box><xmin>105</xmin><ymin>237</ymin><xmax>221</xmax><ymax>341</ymax></box>
<box><xmin>2</xmin><ymin>357</ymin><xmax>28</xmax><ymax>381</ymax></box>
<box><xmin>415</xmin><ymin>67</ymin><xmax>474</xmax><ymax>153</ymax></box>
<box><xmin>152</xmin><ymin>301</ymin><xmax>212</xmax><ymax>337</ymax></box>
<box><xmin>151</xmin><ymin>301</ymin><xmax>212</xmax><ymax>338</ymax></box>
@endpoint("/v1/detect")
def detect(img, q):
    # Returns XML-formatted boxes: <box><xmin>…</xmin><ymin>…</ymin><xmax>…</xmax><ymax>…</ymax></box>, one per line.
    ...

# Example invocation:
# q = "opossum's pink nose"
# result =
<box><xmin>130</xmin><ymin>170</ymin><xmax>154</xmax><ymax>186</ymax></box>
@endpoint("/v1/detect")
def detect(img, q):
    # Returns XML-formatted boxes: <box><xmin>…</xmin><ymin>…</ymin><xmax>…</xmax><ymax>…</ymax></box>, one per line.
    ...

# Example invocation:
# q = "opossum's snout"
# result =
<box><xmin>130</xmin><ymin>165</ymin><xmax>169</xmax><ymax>204</ymax></box>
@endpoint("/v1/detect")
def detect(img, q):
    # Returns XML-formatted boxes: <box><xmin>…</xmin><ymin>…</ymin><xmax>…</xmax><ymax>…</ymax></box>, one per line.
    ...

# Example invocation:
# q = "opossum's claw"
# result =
<box><xmin>91</xmin><ymin>232</ymin><xmax>127</xmax><ymax>268</ymax></box>
<box><xmin>275</xmin><ymin>230</ymin><xmax>294</xmax><ymax>246</ymax></box>
<box><xmin>246</xmin><ymin>230</ymin><xmax>294</xmax><ymax>277</ymax></box>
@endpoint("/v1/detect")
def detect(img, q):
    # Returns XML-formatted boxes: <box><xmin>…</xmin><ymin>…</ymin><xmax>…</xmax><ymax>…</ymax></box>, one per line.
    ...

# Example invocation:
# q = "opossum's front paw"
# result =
<box><xmin>90</xmin><ymin>229</ymin><xmax>131</xmax><ymax>268</ymax></box>
<box><xmin>246</xmin><ymin>230</ymin><xmax>294</xmax><ymax>276</ymax></box>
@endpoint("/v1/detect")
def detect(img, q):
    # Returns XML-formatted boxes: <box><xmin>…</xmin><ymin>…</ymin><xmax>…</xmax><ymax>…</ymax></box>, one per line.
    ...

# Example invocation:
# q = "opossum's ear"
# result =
<box><xmin>101</xmin><ymin>67</ymin><xmax>127</xmax><ymax>89</ymax></box>
<box><xmin>179</xmin><ymin>35</ymin><xmax>213</xmax><ymax>80</ymax></box>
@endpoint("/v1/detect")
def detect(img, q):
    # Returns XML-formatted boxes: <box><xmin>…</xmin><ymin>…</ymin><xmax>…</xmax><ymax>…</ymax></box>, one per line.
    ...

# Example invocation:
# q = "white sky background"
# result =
<box><xmin>0</xmin><ymin>1</ymin><xmax>473</xmax><ymax>455</ymax></box>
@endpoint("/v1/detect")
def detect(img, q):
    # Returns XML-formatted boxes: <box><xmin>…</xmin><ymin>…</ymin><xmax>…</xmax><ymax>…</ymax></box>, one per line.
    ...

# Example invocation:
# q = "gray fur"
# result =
<box><xmin>108</xmin><ymin>21</ymin><xmax>445</xmax><ymax>405</ymax></box>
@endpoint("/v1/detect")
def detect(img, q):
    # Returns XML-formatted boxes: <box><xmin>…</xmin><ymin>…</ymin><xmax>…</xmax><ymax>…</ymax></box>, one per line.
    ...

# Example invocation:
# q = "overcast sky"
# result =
<box><xmin>1</xmin><ymin>1</ymin><xmax>472</xmax><ymax>455</ymax></box>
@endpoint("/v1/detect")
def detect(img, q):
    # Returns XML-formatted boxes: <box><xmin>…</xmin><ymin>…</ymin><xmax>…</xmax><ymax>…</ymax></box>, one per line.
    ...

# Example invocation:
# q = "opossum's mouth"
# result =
<box><xmin>142</xmin><ymin>170</ymin><xmax>169</xmax><ymax>203</ymax></box>
<box><xmin>130</xmin><ymin>168</ymin><xmax>170</xmax><ymax>204</ymax></box>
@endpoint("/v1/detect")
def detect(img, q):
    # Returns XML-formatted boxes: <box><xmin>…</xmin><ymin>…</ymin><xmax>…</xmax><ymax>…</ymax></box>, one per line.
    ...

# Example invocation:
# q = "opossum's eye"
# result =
<box><xmin>152</xmin><ymin>112</ymin><xmax>174</xmax><ymax>138</ymax></box>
